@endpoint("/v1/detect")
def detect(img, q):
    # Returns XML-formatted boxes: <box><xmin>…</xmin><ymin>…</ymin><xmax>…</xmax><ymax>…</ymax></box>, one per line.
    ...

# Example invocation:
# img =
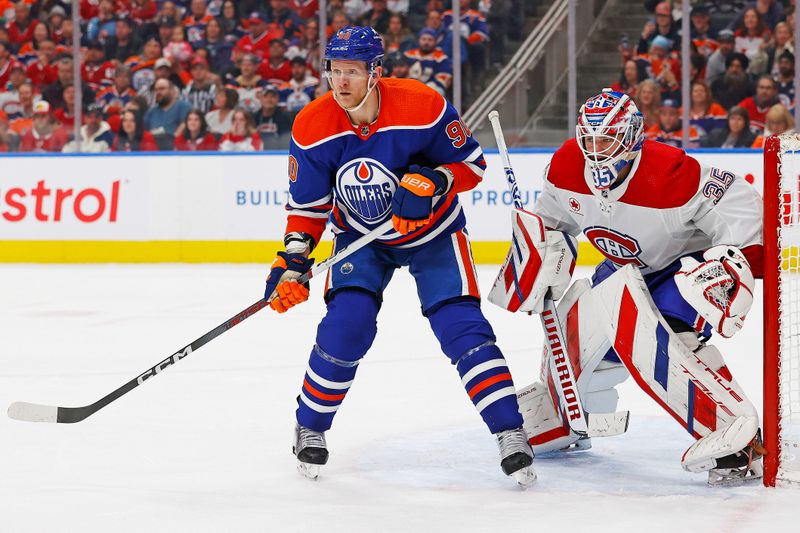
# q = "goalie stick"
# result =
<box><xmin>8</xmin><ymin>220</ymin><xmax>394</xmax><ymax>424</ymax></box>
<box><xmin>487</xmin><ymin>110</ymin><xmax>629</xmax><ymax>439</ymax></box>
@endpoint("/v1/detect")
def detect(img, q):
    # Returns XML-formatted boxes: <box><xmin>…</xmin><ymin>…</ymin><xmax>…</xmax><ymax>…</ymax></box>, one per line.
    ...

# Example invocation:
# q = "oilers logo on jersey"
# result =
<box><xmin>336</xmin><ymin>158</ymin><xmax>398</xmax><ymax>222</ymax></box>
<box><xmin>584</xmin><ymin>226</ymin><xmax>647</xmax><ymax>268</ymax></box>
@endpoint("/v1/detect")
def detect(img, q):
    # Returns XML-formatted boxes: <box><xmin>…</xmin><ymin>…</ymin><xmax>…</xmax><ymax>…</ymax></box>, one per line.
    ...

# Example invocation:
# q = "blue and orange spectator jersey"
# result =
<box><xmin>403</xmin><ymin>48</ymin><xmax>453</xmax><ymax>96</ymax></box>
<box><xmin>96</xmin><ymin>85</ymin><xmax>137</xmax><ymax>114</ymax></box>
<box><xmin>645</xmin><ymin>123</ymin><xmax>701</xmax><ymax>148</ymax></box>
<box><xmin>271</xmin><ymin>9</ymin><xmax>305</xmax><ymax>42</ymax></box>
<box><xmin>688</xmin><ymin>102</ymin><xmax>727</xmax><ymax>136</ymax></box>
<box><xmin>183</xmin><ymin>13</ymin><xmax>214</xmax><ymax>46</ymax></box>
<box><xmin>125</xmin><ymin>55</ymin><xmax>157</xmax><ymax>91</ymax></box>
<box><xmin>277</xmin><ymin>77</ymin><xmax>318</xmax><ymax>113</ymax></box>
<box><xmin>15</xmin><ymin>42</ymin><xmax>38</xmax><ymax>66</ymax></box>
<box><xmin>0</xmin><ymin>58</ymin><xmax>19</xmax><ymax>88</ymax></box>
<box><xmin>442</xmin><ymin>8</ymin><xmax>489</xmax><ymax>44</ymax></box>
<box><xmin>285</xmin><ymin>77</ymin><xmax>486</xmax><ymax>249</ymax></box>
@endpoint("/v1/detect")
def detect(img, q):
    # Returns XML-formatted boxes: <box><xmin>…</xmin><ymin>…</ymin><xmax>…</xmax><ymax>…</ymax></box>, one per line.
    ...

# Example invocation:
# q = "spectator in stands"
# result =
<box><xmin>156</xmin><ymin>16</ymin><xmax>177</xmax><ymax>49</ymax></box>
<box><xmin>26</xmin><ymin>41</ymin><xmax>58</xmax><ymax>90</ymax></box>
<box><xmin>113</xmin><ymin>108</ymin><xmax>159</xmax><ymax>151</ymax></box>
<box><xmin>19</xmin><ymin>101</ymin><xmax>68</xmax><ymax>152</ymax></box>
<box><xmin>729</xmin><ymin>0</ymin><xmax>784</xmax><ymax>32</ymax></box>
<box><xmin>235</xmin><ymin>12</ymin><xmax>280</xmax><ymax>61</ymax></box>
<box><xmin>737</xmin><ymin>74</ymin><xmax>789</xmax><ymax>133</ymax></box>
<box><xmin>7</xmin><ymin>2</ymin><xmax>38</xmax><ymax>48</ymax></box>
<box><xmin>711</xmin><ymin>52</ymin><xmax>753</xmax><ymax>109</ymax></box>
<box><xmin>82</xmin><ymin>41</ymin><xmax>115</xmax><ymax>93</ymax></box>
<box><xmin>96</xmin><ymin>66</ymin><xmax>138</xmax><ymax>116</ymax></box>
<box><xmin>382</xmin><ymin>13</ymin><xmax>415</xmax><ymax>54</ymax></box>
<box><xmin>53</xmin><ymin>84</ymin><xmax>76</xmax><ymax>129</ymax></box>
<box><xmin>184</xmin><ymin>0</ymin><xmax>213</xmax><ymax>46</ymax></box>
<box><xmin>405</xmin><ymin>28</ymin><xmax>453</xmax><ymax>96</ymax></box>
<box><xmin>733</xmin><ymin>6</ymin><xmax>771</xmax><ymax>75</ymax></box>
<box><xmin>774</xmin><ymin>50</ymin><xmax>795</xmax><ymax>105</ymax></box>
<box><xmin>131</xmin><ymin>0</ymin><xmax>159</xmax><ymax>26</ymax></box>
<box><xmin>689</xmin><ymin>4</ymin><xmax>719</xmax><ymax>57</ymax></box>
<box><xmin>183</xmin><ymin>56</ymin><xmax>218</xmax><ymax>113</ymax></box>
<box><xmin>701</xmin><ymin>106</ymin><xmax>757</xmax><ymax>148</ymax></box>
<box><xmin>688</xmin><ymin>80</ymin><xmax>727</xmax><ymax>137</ymax></box>
<box><xmin>105</xmin><ymin>17</ymin><xmax>142</xmax><ymax>63</ymax></box>
<box><xmin>645</xmin><ymin>98</ymin><xmax>701</xmax><ymax>148</ymax></box>
<box><xmin>637</xmin><ymin>1</ymin><xmax>679</xmax><ymax>55</ymax></box>
<box><xmin>643</xmin><ymin>35</ymin><xmax>680</xmax><ymax>100</ymax></box>
<box><xmin>279</xmin><ymin>57</ymin><xmax>318</xmax><ymax>113</ymax></box>
<box><xmin>752</xmin><ymin>103</ymin><xmax>795</xmax><ymax>147</ymax></box>
<box><xmin>164</xmin><ymin>25</ymin><xmax>194</xmax><ymax>68</ymax></box>
<box><xmin>443</xmin><ymin>1</ymin><xmax>489</xmax><ymax>71</ymax></box>
<box><xmin>230</xmin><ymin>53</ymin><xmax>268</xmax><ymax>113</ymax></box>
<box><xmin>157</xmin><ymin>1</ymin><xmax>183</xmax><ymax>27</ymax></box>
<box><xmin>287</xmin><ymin>18</ymin><xmax>322</xmax><ymax>69</ymax></box>
<box><xmin>705</xmin><ymin>29</ymin><xmax>736</xmax><ymax>84</ymax></box>
<box><xmin>255</xmin><ymin>84</ymin><xmax>293</xmax><ymax>149</ymax></box>
<box><xmin>47</xmin><ymin>6</ymin><xmax>67</xmax><ymax>45</ymax></box>
<box><xmin>425</xmin><ymin>8</ymin><xmax>444</xmax><ymax>34</ymax></box>
<box><xmin>174</xmin><ymin>108</ymin><xmax>219</xmax><ymax>150</ymax></box>
<box><xmin>635</xmin><ymin>78</ymin><xmax>662</xmax><ymax>129</ymax></box>
<box><xmin>144</xmin><ymin>78</ymin><xmax>192</xmax><ymax>137</ymax></box>
<box><xmin>219</xmin><ymin>108</ymin><xmax>262</xmax><ymax>151</ymax></box>
<box><xmin>0</xmin><ymin>41</ymin><xmax>12</xmax><ymax>87</ymax></box>
<box><xmin>359</xmin><ymin>0</ymin><xmax>392</xmax><ymax>34</ymax></box>
<box><xmin>0</xmin><ymin>62</ymin><xmax>27</xmax><ymax>113</ymax></box>
<box><xmin>611</xmin><ymin>59</ymin><xmax>646</xmax><ymax>98</ymax></box>
<box><xmin>269</xmin><ymin>0</ymin><xmax>304</xmax><ymax>42</ymax></box>
<box><xmin>259</xmin><ymin>38</ymin><xmax>292</xmax><ymax>84</ymax></box>
<box><xmin>219</xmin><ymin>0</ymin><xmax>245</xmax><ymax>40</ymax></box>
<box><xmin>17</xmin><ymin>21</ymin><xmax>51</xmax><ymax>65</ymax></box>
<box><xmin>199</xmin><ymin>17</ymin><xmax>234</xmax><ymax>77</ymax></box>
<box><xmin>205</xmin><ymin>86</ymin><xmax>238</xmax><ymax>135</ymax></box>
<box><xmin>86</xmin><ymin>0</ymin><xmax>118</xmax><ymax>43</ymax></box>
<box><xmin>330</xmin><ymin>10</ymin><xmax>352</xmax><ymax>35</ymax></box>
<box><xmin>62</xmin><ymin>103</ymin><xmax>114</xmax><ymax>153</ymax></box>
<box><xmin>44</xmin><ymin>56</ymin><xmax>95</xmax><ymax>110</ymax></box>
<box><xmin>127</xmin><ymin>38</ymin><xmax>164</xmax><ymax>91</ymax></box>
<box><xmin>387</xmin><ymin>51</ymin><xmax>411</xmax><ymax>78</ymax></box>
<box><xmin>768</xmin><ymin>22</ymin><xmax>794</xmax><ymax>77</ymax></box>
<box><xmin>0</xmin><ymin>111</ymin><xmax>12</xmax><ymax>151</ymax></box>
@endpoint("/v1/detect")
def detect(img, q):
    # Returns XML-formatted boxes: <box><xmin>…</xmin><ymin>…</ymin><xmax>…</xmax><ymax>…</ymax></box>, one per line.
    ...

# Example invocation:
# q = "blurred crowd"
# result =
<box><xmin>616</xmin><ymin>0</ymin><xmax>797</xmax><ymax>148</ymax></box>
<box><xmin>0</xmin><ymin>0</ymin><xmax>529</xmax><ymax>153</ymax></box>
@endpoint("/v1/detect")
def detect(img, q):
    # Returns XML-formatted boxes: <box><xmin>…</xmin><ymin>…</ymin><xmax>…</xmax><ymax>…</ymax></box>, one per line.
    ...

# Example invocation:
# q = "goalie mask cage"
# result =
<box><xmin>764</xmin><ymin>134</ymin><xmax>800</xmax><ymax>487</ymax></box>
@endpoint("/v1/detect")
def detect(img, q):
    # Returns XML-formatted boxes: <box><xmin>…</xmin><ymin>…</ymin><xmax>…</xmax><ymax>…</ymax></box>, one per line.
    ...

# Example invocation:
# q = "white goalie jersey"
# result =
<box><xmin>536</xmin><ymin>139</ymin><xmax>764</xmax><ymax>275</ymax></box>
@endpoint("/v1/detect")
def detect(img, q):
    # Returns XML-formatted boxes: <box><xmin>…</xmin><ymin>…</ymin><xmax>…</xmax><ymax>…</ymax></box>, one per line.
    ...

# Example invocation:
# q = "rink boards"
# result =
<box><xmin>0</xmin><ymin>149</ymin><xmax>765</xmax><ymax>263</ymax></box>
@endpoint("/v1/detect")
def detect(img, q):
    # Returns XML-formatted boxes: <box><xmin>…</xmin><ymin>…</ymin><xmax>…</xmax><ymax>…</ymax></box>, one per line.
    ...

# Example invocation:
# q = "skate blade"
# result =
<box><xmin>512</xmin><ymin>466</ymin><xmax>537</xmax><ymax>488</ymax></box>
<box><xmin>707</xmin><ymin>467</ymin><xmax>763</xmax><ymax>487</ymax></box>
<box><xmin>297</xmin><ymin>461</ymin><xmax>321</xmax><ymax>480</ymax></box>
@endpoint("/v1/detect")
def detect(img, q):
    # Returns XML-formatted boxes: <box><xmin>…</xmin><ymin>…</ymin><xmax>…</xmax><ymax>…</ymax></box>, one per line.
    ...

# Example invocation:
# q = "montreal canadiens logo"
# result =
<box><xmin>584</xmin><ymin>226</ymin><xmax>647</xmax><ymax>268</ymax></box>
<box><xmin>336</xmin><ymin>158</ymin><xmax>398</xmax><ymax>222</ymax></box>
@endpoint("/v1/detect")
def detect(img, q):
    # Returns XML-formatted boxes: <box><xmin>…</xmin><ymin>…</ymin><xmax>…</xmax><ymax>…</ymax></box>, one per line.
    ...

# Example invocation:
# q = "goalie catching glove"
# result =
<box><xmin>264</xmin><ymin>251</ymin><xmax>314</xmax><ymax>313</ymax></box>
<box><xmin>488</xmin><ymin>210</ymin><xmax>577</xmax><ymax>313</ymax></box>
<box><xmin>674</xmin><ymin>245</ymin><xmax>755</xmax><ymax>338</ymax></box>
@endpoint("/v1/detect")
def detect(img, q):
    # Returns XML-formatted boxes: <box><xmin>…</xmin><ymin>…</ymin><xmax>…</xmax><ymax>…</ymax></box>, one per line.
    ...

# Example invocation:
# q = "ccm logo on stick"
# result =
<box><xmin>1</xmin><ymin>179</ymin><xmax>121</xmax><ymax>223</ymax></box>
<box><xmin>137</xmin><ymin>346</ymin><xmax>193</xmax><ymax>384</ymax></box>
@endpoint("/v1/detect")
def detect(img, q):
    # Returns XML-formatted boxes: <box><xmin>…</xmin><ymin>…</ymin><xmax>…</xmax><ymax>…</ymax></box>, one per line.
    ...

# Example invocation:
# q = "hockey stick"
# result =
<box><xmin>488</xmin><ymin>111</ymin><xmax>629</xmax><ymax>439</ymax></box>
<box><xmin>8</xmin><ymin>220</ymin><xmax>394</xmax><ymax>424</ymax></box>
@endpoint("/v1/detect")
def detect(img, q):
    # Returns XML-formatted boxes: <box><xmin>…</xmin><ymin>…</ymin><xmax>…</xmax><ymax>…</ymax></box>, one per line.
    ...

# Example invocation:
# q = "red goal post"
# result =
<box><xmin>763</xmin><ymin>134</ymin><xmax>800</xmax><ymax>487</ymax></box>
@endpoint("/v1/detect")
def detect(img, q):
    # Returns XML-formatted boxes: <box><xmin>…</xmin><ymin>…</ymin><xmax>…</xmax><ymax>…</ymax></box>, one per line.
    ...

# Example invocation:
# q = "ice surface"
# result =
<box><xmin>0</xmin><ymin>264</ymin><xmax>795</xmax><ymax>532</ymax></box>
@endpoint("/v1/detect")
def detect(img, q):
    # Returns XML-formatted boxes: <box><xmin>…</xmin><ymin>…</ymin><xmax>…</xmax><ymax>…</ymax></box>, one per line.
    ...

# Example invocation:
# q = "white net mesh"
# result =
<box><xmin>775</xmin><ymin>134</ymin><xmax>800</xmax><ymax>484</ymax></box>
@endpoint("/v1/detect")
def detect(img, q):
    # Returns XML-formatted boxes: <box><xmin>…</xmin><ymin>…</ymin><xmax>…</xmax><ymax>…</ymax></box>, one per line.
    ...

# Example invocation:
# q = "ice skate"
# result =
<box><xmin>496</xmin><ymin>427</ymin><xmax>536</xmax><ymax>487</ymax></box>
<box><xmin>707</xmin><ymin>432</ymin><xmax>765</xmax><ymax>487</ymax></box>
<box><xmin>293</xmin><ymin>424</ymin><xmax>328</xmax><ymax>480</ymax></box>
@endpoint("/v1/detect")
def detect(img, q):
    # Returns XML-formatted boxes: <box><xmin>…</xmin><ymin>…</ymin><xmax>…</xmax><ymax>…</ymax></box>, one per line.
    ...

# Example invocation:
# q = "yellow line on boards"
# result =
<box><xmin>0</xmin><ymin>241</ymin><xmax>606</xmax><ymax>265</ymax></box>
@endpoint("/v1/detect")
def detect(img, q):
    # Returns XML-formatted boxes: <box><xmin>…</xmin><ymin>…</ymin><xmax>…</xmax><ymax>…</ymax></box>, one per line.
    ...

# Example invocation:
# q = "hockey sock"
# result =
<box><xmin>296</xmin><ymin>290</ymin><xmax>379</xmax><ymax>432</ymax></box>
<box><xmin>427</xmin><ymin>298</ymin><xmax>523</xmax><ymax>433</ymax></box>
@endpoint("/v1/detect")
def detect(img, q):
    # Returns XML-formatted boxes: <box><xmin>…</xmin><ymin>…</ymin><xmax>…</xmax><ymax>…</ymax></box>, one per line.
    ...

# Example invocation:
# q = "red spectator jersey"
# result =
<box><xmin>53</xmin><ymin>108</ymin><xmax>76</xmax><ymax>129</ymax></box>
<box><xmin>235</xmin><ymin>31</ymin><xmax>282</xmax><ymax>59</ymax></box>
<box><xmin>19</xmin><ymin>127</ymin><xmax>69</xmax><ymax>152</ymax></box>
<box><xmin>26</xmin><ymin>61</ymin><xmax>58</xmax><ymax>88</ymax></box>
<box><xmin>6</xmin><ymin>18</ymin><xmax>40</xmax><ymax>45</ymax></box>
<box><xmin>259</xmin><ymin>60</ymin><xmax>292</xmax><ymax>84</ymax></box>
<box><xmin>737</xmin><ymin>96</ymin><xmax>791</xmax><ymax>133</ymax></box>
<box><xmin>0</xmin><ymin>59</ymin><xmax>14</xmax><ymax>89</ymax></box>
<box><xmin>130</xmin><ymin>1</ymin><xmax>157</xmax><ymax>23</ymax></box>
<box><xmin>83</xmin><ymin>61</ymin><xmax>116</xmax><ymax>91</ymax></box>
<box><xmin>174</xmin><ymin>132</ymin><xmax>219</xmax><ymax>151</ymax></box>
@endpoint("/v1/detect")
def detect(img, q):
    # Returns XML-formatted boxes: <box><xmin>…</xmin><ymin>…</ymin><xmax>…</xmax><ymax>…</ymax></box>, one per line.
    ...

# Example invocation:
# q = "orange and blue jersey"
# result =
<box><xmin>96</xmin><ymin>85</ymin><xmax>137</xmax><ymax>114</ymax></box>
<box><xmin>183</xmin><ymin>14</ymin><xmax>214</xmax><ymax>46</ymax></box>
<box><xmin>403</xmin><ymin>48</ymin><xmax>453</xmax><ymax>95</ymax></box>
<box><xmin>442</xmin><ymin>9</ymin><xmax>489</xmax><ymax>44</ymax></box>
<box><xmin>285</xmin><ymin>77</ymin><xmax>485</xmax><ymax>250</ymax></box>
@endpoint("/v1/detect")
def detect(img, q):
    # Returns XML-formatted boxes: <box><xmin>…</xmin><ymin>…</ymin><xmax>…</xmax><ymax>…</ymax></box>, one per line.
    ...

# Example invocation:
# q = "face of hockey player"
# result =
<box><xmin>583</xmin><ymin>133</ymin><xmax>625</xmax><ymax>162</ymax></box>
<box><xmin>329</xmin><ymin>59</ymin><xmax>374</xmax><ymax>110</ymax></box>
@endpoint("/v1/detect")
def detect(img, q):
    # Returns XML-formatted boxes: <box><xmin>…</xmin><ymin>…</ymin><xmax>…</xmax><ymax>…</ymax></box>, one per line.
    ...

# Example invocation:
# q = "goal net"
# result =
<box><xmin>764</xmin><ymin>134</ymin><xmax>800</xmax><ymax>487</ymax></box>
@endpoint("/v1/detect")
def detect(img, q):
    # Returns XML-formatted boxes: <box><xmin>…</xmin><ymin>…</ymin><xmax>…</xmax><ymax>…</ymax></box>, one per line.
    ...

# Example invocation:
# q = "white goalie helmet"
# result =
<box><xmin>576</xmin><ymin>88</ymin><xmax>645</xmax><ymax>190</ymax></box>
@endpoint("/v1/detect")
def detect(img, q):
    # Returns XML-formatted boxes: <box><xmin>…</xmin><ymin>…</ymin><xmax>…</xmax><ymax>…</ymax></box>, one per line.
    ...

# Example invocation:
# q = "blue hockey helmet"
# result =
<box><xmin>324</xmin><ymin>26</ymin><xmax>384</xmax><ymax>73</ymax></box>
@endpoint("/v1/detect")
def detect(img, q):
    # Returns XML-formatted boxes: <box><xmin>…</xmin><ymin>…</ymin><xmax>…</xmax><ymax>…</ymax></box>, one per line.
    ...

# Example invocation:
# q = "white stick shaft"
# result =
<box><xmin>304</xmin><ymin>220</ymin><xmax>393</xmax><ymax>281</ymax></box>
<box><xmin>487</xmin><ymin>111</ymin><xmax>523</xmax><ymax>210</ymax></box>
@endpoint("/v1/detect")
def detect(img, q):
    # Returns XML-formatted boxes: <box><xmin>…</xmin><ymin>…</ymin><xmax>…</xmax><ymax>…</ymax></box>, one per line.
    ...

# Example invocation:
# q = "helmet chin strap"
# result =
<box><xmin>332</xmin><ymin>74</ymin><xmax>379</xmax><ymax>115</ymax></box>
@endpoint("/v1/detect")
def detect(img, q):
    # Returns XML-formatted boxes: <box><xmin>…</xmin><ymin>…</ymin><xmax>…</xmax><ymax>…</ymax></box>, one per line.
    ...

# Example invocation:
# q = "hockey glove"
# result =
<box><xmin>674</xmin><ymin>245</ymin><xmax>755</xmax><ymax>338</ymax></box>
<box><xmin>391</xmin><ymin>165</ymin><xmax>448</xmax><ymax>235</ymax></box>
<box><xmin>264</xmin><ymin>252</ymin><xmax>314</xmax><ymax>313</ymax></box>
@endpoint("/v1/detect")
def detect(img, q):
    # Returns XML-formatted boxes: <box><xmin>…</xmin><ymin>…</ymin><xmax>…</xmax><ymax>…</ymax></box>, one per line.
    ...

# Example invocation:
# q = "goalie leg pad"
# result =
<box><xmin>591</xmin><ymin>265</ymin><xmax>758</xmax><ymax>443</ymax></box>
